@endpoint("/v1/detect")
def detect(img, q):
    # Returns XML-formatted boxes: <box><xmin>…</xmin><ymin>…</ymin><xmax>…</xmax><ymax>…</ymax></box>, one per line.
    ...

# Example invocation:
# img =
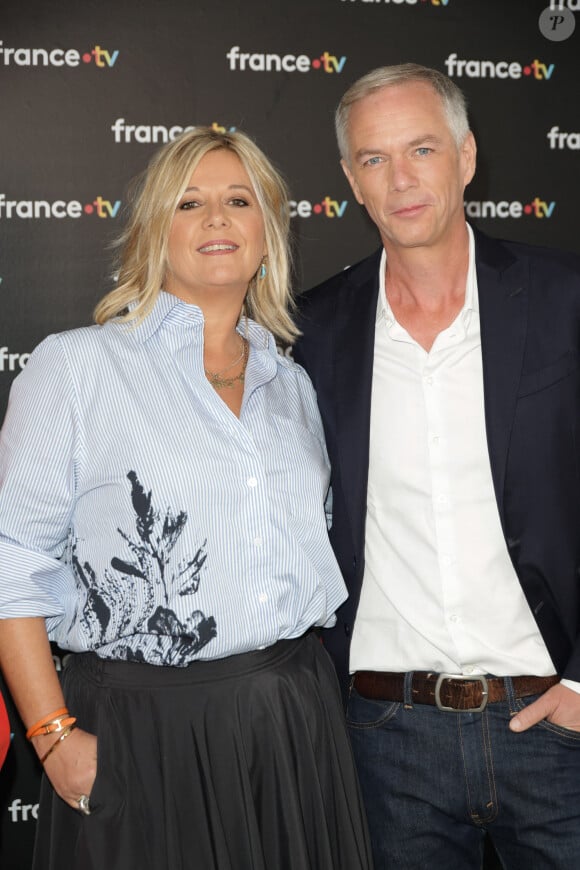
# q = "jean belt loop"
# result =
<box><xmin>403</xmin><ymin>671</ymin><xmax>414</xmax><ymax>709</ymax></box>
<box><xmin>503</xmin><ymin>676</ymin><xmax>517</xmax><ymax>715</ymax></box>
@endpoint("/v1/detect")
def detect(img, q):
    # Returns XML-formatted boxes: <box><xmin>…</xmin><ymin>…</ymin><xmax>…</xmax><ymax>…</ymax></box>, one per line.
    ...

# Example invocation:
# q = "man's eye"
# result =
<box><xmin>416</xmin><ymin>147</ymin><xmax>432</xmax><ymax>157</ymax></box>
<box><xmin>364</xmin><ymin>156</ymin><xmax>383</xmax><ymax>167</ymax></box>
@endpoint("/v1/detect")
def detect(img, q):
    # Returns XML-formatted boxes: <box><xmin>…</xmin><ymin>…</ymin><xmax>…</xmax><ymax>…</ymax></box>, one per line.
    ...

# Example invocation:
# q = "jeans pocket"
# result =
<box><xmin>515</xmin><ymin>695</ymin><xmax>580</xmax><ymax>742</ymax></box>
<box><xmin>346</xmin><ymin>687</ymin><xmax>401</xmax><ymax>729</ymax></box>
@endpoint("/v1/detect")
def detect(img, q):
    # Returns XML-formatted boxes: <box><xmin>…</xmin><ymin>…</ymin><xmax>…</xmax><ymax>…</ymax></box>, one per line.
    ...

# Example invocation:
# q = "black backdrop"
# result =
<box><xmin>1</xmin><ymin>0</ymin><xmax>579</xmax><ymax>865</ymax></box>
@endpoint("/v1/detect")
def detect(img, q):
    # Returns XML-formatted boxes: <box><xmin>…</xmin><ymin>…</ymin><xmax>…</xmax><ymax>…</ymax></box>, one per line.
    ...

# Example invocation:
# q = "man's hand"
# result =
<box><xmin>509</xmin><ymin>683</ymin><xmax>580</xmax><ymax>733</ymax></box>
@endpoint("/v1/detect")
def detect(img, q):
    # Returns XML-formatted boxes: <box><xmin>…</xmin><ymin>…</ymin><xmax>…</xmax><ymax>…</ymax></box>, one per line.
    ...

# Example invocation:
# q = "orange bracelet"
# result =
<box><xmin>28</xmin><ymin>716</ymin><xmax>78</xmax><ymax>739</ymax></box>
<box><xmin>26</xmin><ymin>707</ymin><xmax>69</xmax><ymax>741</ymax></box>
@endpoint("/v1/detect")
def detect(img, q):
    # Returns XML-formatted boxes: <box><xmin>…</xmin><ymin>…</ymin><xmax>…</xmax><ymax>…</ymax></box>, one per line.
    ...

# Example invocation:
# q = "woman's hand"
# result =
<box><xmin>0</xmin><ymin>619</ymin><xmax>98</xmax><ymax>811</ymax></box>
<box><xmin>33</xmin><ymin>727</ymin><xmax>98</xmax><ymax>812</ymax></box>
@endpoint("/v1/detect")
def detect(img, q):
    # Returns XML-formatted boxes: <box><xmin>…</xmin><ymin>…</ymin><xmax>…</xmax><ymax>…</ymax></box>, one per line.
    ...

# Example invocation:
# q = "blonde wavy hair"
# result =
<box><xmin>94</xmin><ymin>127</ymin><xmax>297</xmax><ymax>343</ymax></box>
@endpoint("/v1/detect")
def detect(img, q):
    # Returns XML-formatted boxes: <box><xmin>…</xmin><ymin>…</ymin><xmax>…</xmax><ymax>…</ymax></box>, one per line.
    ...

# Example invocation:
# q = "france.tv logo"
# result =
<box><xmin>340</xmin><ymin>0</ymin><xmax>449</xmax><ymax>5</ymax></box>
<box><xmin>0</xmin><ymin>194</ymin><xmax>121</xmax><ymax>219</ymax></box>
<box><xmin>290</xmin><ymin>196</ymin><xmax>348</xmax><ymax>218</ymax></box>
<box><xmin>226</xmin><ymin>46</ymin><xmax>346</xmax><ymax>73</ymax></box>
<box><xmin>0</xmin><ymin>41</ymin><xmax>119</xmax><ymax>68</ymax></box>
<box><xmin>464</xmin><ymin>197</ymin><xmax>556</xmax><ymax>219</ymax></box>
<box><xmin>111</xmin><ymin>119</ymin><xmax>237</xmax><ymax>144</ymax></box>
<box><xmin>445</xmin><ymin>53</ymin><xmax>554</xmax><ymax>80</ymax></box>
<box><xmin>81</xmin><ymin>46</ymin><xmax>119</xmax><ymax>67</ymax></box>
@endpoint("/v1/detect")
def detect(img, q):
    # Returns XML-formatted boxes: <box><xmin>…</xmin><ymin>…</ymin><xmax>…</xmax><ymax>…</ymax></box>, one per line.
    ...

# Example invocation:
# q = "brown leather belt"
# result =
<box><xmin>352</xmin><ymin>671</ymin><xmax>560</xmax><ymax>713</ymax></box>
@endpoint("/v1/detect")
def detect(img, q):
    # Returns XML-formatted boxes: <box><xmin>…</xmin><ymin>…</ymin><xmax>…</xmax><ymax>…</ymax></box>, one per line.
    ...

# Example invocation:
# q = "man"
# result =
<box><xmin>293</xmin><ymin>64</ymin><xmax>580</xmax><ymax>869</ymax></box>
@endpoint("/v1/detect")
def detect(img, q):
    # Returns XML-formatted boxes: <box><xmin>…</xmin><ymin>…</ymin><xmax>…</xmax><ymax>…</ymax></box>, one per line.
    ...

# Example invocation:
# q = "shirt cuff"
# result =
<box><xmin>560</xmin><ymin>678</ymin><xmax>580</xmax><ymax>695</ymax></box>
<box><xmin>0</xmin><ymin>538</ymin><xmax>67</xmax><ymax>619</ymax></box>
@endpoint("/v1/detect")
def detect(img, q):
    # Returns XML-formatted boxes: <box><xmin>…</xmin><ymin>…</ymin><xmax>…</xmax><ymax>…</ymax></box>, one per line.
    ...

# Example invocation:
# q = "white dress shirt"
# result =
<box><xmin>350</xmin><ymin>226</ymin><xmax>578</xmax><ymax>693</ymax></box>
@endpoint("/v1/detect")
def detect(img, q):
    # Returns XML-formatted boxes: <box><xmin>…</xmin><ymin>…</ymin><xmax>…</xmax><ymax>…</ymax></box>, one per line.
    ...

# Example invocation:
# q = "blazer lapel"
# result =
<box><xmin>333</xmin><ymin>252</ymin><xmax>381</xmax><ymax>554</ymax></box>
<box><xmin>329</xmin><ymin>233</ymin><xmax>529</xmax><ymax>548</ymax></box>
<box><xmin>476</xmin><ymin>230</ymin><xmax>529</xmax><ymax>526</ymax></box>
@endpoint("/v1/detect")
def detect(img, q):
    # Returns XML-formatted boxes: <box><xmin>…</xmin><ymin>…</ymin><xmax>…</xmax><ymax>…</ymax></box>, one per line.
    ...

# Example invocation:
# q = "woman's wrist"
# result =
<box><xmin>30</xmin><ymin>729</ymin><xmax>69</xmax><ymax>760</ymax></box>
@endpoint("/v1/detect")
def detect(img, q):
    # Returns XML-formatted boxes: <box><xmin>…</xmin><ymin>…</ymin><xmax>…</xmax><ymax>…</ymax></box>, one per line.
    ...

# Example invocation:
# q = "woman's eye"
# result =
<box><xmin>179</xmin><ymin>200</ymin><xmax>201</xmax><ymax>210</ymax></box>
<box><xmin>229</xmin><ymin>197</ymin><xmax>249</xmax><ymax>207</ymax></box>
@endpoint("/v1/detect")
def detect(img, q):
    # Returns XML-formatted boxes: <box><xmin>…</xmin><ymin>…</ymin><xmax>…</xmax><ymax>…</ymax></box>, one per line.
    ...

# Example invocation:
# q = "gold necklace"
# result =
<box><xmin>205</xmin><ymin>338</ymin><xmax>249</xmax><ymax>390</ymax></box>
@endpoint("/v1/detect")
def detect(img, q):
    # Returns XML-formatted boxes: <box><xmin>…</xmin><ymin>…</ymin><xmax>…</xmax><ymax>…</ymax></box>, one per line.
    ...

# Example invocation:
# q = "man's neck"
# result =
<box><xmin>383</xmin><ymin>223</ymin><xmax>470</xmax><ymax>309</ymax></box>
<box><xmin>383</xmin><ymin>224</ymin><xmax>471</xmax><ymax>352</ymax></box>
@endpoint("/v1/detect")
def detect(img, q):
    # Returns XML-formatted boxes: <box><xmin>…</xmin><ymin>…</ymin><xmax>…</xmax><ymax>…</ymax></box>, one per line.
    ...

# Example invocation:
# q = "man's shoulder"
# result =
<box><xmin>474</xmin><ymin>227</ymin><xmax>580</xmax><ymax>280</ymax></box>
<box><xmin>298</xmin><ymin>248</ymin><xmax>382</xmax><ymax>315</ymax></box>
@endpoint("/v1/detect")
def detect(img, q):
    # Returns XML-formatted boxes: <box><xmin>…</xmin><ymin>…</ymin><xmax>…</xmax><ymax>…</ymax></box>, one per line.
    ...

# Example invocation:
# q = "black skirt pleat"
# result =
<box><xmin>32</xmin><ymin>633</ymin><xmax>373</xmax><ymax>870</ymax></box>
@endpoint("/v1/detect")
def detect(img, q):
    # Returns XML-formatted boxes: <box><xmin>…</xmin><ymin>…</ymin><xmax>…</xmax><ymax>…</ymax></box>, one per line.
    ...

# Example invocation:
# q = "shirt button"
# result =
<box><xmin>258</xmin><ymin>593</ymin><xmax>268</xmax><ymax>604</ymax></box>
<box><xmin>247</xmin><ymin>477</ymin><xmax>258</xmax><ymax>488</ymax></box>
<box><xmin>449</xmin><ymin>613</ymin><xmax>459</xmax><ymax>623</ymax></box>
<box><xmin>254</xmin><ymin>536</ymin><xmax>263</xmax><ymax>547</ymax></box>
<box><xmin>425</xmin><ymin>376</ymin><xmax>433</xmax><ymax>385</ymax></box>
<box><xmin>464</xmin><ymin>666</ymin><xmax>474</xmax><ymax>674</ymax></box>
<box><xmin>432</xmin><ymin>436</ymin><xmax>440</xmax><ymax>445</ymax></box>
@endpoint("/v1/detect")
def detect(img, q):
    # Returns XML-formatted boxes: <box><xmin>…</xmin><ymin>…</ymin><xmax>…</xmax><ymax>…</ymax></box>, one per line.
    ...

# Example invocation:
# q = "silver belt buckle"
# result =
<box><xmin>434</xmin><ymin>673</ymin><xmax>489</xmax><ymax>713</ymax></box>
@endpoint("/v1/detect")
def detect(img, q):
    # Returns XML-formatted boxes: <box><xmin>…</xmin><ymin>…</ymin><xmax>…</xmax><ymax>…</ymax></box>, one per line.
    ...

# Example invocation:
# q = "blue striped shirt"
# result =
<box><xmin>0</xmin><ymin>292</ymin><xmax>347</xmax><ymax>666</ymax></box>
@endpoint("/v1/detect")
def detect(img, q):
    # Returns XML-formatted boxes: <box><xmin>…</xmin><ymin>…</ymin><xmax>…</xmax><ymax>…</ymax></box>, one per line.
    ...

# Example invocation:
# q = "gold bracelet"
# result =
<box><xmin>40</xmin><ymin>723</ymin><xmax>77</xmax><ymax>765</ymax></box>
<box><xmin>29</xmin><ymin>716</ymin><xmax>77</xmax><ymax>739</ymax></box>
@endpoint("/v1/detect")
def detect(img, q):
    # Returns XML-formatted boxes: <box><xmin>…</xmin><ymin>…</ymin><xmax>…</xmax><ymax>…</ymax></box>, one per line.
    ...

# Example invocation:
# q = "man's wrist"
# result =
<box><xmin>560</xmin><ymin>678</ymin><xmax>580</xmax><ymax>695</ymax></box>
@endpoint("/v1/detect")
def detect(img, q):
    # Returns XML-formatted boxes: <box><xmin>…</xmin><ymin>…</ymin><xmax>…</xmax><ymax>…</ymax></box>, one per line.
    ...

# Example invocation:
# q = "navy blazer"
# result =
<box><xmin>294</xmin><ymin>228</ymin><xmax>580</xmax><ymax>697</ymax></box>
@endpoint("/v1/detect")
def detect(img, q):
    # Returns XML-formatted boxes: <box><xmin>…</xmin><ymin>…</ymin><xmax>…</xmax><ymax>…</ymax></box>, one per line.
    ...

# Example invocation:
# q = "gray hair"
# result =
<box><xmin>336</xmin><ymin>63</ymin><xmax>470</xmax><ymax>163</ymax></box>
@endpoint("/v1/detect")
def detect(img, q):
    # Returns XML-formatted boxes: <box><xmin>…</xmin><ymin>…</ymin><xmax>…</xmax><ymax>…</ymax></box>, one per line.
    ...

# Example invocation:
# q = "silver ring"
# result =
<box><xmin>77</xmin><ymin>794</ymin><xmax>91</xmax><ymax>816</ymax></box>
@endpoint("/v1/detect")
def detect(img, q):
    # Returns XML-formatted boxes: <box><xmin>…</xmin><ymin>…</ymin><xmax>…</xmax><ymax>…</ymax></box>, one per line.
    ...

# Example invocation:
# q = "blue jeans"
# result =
<box><xmin>347</xmin><ymin>676</ymin><xmax>580</xmax><ymax>869</ymax></box>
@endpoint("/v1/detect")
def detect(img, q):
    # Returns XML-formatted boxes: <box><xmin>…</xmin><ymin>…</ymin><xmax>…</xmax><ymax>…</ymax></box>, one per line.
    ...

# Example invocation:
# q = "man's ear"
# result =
<box><xmin>461</xmin><ymin>131</ymin><xmax>477</xmax><ymax>188</ymax></box>
<box><xmin>341</xmin><ymin>158</ymin><xmax>364</xmax><ymax>205</ymax></box>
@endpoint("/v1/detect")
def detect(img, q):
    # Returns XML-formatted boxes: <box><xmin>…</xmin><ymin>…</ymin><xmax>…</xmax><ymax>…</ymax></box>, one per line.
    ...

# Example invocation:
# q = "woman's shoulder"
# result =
<box><xmin>32</xmin><ymin>322</ymin><xmax>103</xmax><ymax>355</ymax></box>
<box><xmin>31</xmin><ymin>318</ymin><xmax>133</xmax><ymax>366</ymax></box>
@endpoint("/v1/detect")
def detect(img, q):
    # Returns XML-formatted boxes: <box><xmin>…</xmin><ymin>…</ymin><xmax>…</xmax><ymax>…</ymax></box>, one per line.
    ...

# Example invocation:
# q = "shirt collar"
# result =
<box><xmin>376</xmin><ymin>222</ymin><xmax>479</xmax><ymax>327</ymax></box>
<box><xmin>121</xmin><ymin>290</ymin><xmax>279</xmax><ymax>358</ymax></box>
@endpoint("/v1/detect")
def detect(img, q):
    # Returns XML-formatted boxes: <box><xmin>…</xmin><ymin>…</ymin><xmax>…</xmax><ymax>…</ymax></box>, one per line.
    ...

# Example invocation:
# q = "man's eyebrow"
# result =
<box><xmin>354</xmin><ymin>134</ymin><xmax>443</xmax><ymax>160</ymax></box>
<box><xmin>408</xmin><ymin>134</ymin><xmax>443</xmax><ymax>147</ymax></box>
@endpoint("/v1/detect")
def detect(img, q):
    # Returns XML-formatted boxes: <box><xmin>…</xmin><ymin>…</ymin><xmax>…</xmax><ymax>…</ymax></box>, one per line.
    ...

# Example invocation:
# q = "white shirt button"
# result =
<box><xmin>254</xmin><ymin>536</ymin><xmax>263</xmax><ymax>547</ymax></box>
<box><xmin>449</xmin><ymin>613</ymin><xmax>459</xmax><ymax>623</ymax></box>
<box><xmin>247</xmin><ymin>477</ymin><xmax>257</xmax><ymax>488</ymax></box>
<box><xmin>425</xmin><ymin>376</ymin><xmax>433</xmax><ymax>385</ymax></box>
<box><xmin>258</xmin><ymin>593</ymin><xmax>268</xmax><ymax>604</ymax></box>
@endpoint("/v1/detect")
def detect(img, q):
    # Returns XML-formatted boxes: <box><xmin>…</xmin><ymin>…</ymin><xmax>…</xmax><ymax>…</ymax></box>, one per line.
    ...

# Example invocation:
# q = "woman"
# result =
<box><xmin>0</xmin><ymin>129</ymin><xmax>372</xmax><ymax>869</ymax></box>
